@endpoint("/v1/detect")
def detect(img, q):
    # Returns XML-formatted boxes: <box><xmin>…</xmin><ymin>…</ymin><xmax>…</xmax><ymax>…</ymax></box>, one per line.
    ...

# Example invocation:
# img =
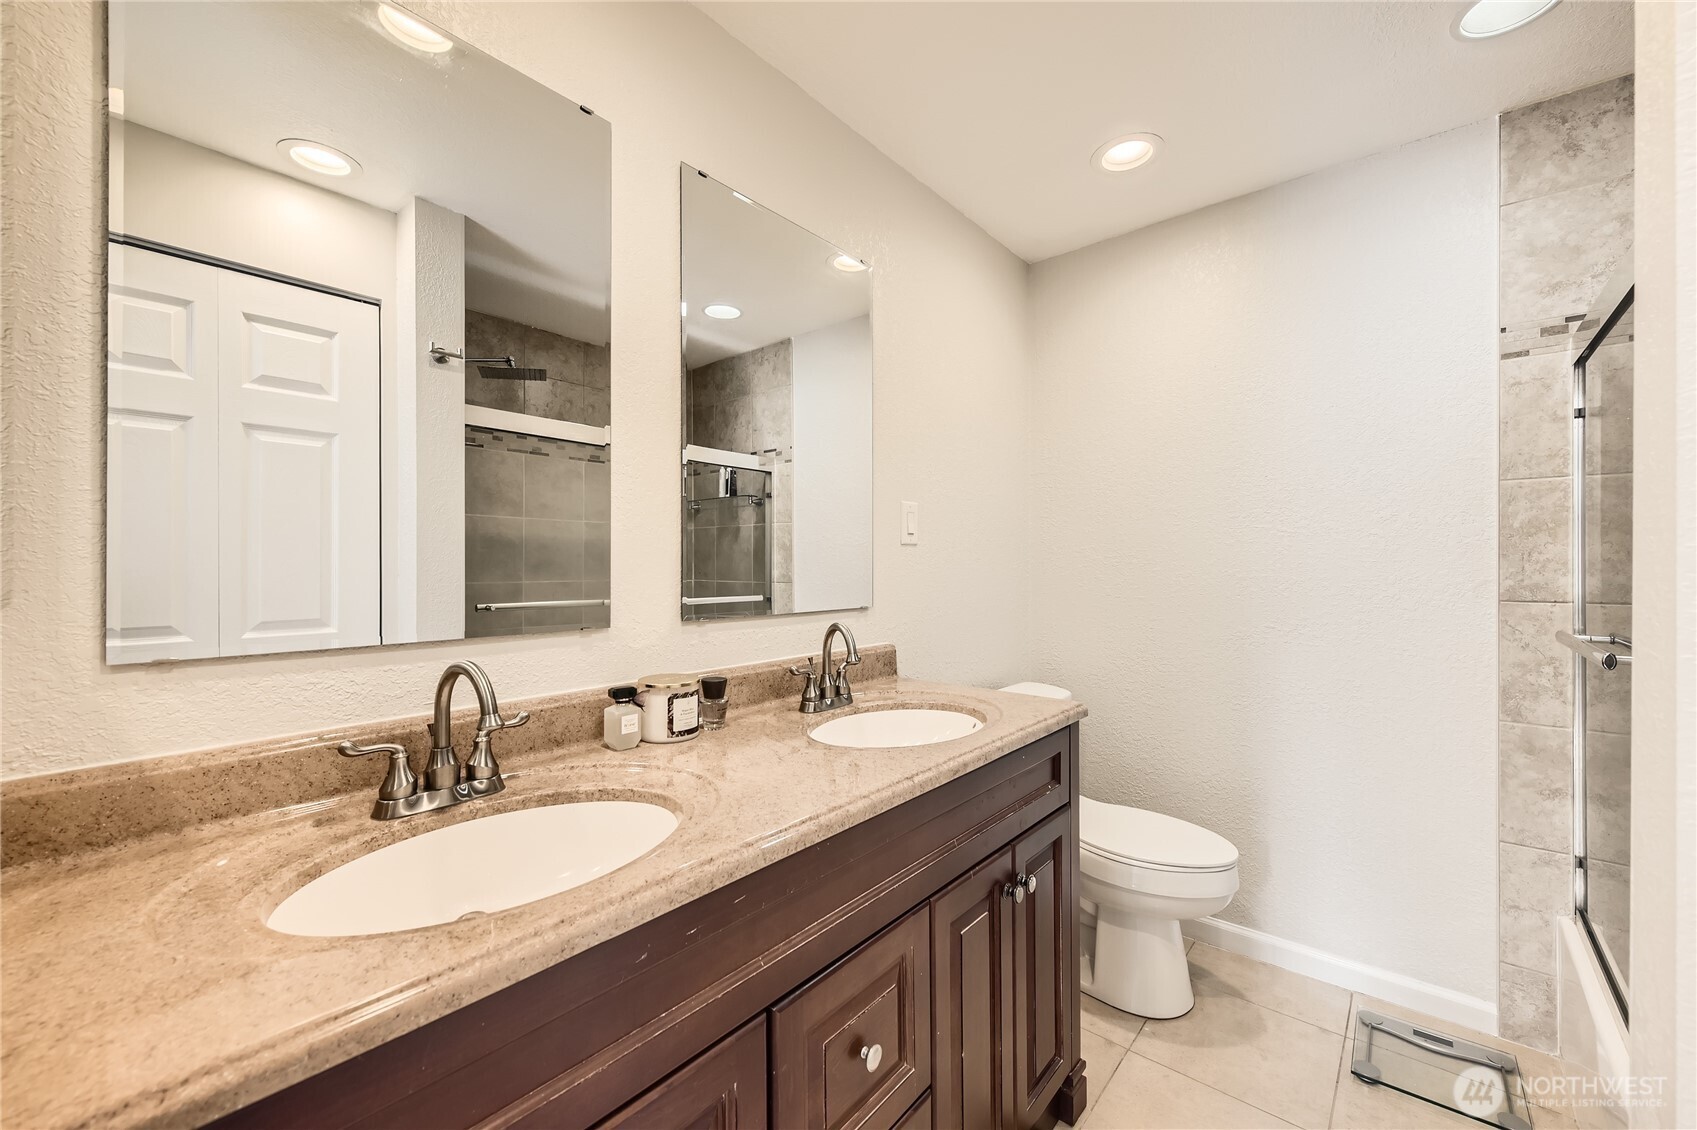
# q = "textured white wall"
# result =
<box><xmin>0</xmin><ymin>1</ymin><xmax>1032</xmax><ymax>777</ymax></box>
<box><xmin>391</xmin><ymin>197</ymin><xmax>466</xmax><ymax>643</ymax></box>
<box><xmin>1026</xmin><ymin>123</ymin><xmax>1501</xmax><ymax>1001</ymax></box>
<box><xmin>792</xmin><ymin>315</ymin><xmax>873</xmax><ymax>612</ymax></box>
<box><xmin>1628</xmin><ymin>2</ymin><xmax>1697</xmax><ymax>1123</ymax></box>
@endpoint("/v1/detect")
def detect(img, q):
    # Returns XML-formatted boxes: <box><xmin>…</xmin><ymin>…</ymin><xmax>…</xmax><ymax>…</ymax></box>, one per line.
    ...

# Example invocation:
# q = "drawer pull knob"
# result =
<box><xmin>860</xmin><ymin>1043</ymin><xmax>883</xmax><ymax>1072</ymax></box>
<box><xmin>1024</xmin><ymin>873</ymin><xmax>1039</xmax><ymax>895</ymax></box>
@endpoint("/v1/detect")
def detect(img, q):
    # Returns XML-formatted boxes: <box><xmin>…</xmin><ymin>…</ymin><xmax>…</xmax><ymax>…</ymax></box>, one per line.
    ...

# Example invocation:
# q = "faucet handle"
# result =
<box><xmin>495</xmin><ymin>709</ymin><xmax>530</xmax><ymax>730</ymax></box>
<box><xmin>338</xmin><ymin>741</ymin><xmax>418</xmax><ymax>802</ymax></box>
<box><xmin>789</xmin><ymin>660</ymin><xmax>822</xmax><ymax>706</ymax></box>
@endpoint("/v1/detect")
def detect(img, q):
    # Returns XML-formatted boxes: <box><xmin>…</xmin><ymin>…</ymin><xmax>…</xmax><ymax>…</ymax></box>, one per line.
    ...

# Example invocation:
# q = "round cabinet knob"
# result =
<box><xmin>860</xmin><ymin>1043</ymin><xmax>883</xmax><ymax>1073</ymax></box>
<box><xmin>1024</xmin><ymin>873</ymin><xmax>1039</xmax><ymax>895</ymax></box>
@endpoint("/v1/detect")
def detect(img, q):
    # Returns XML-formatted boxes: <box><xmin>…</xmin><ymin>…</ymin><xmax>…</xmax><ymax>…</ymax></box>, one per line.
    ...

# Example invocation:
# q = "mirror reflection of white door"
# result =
<box><xmin>217</xmin><ymin>271</ymin><xmax>380</xmax><ymax>655</ymax></box>
<box><xmin>105</xmin><ymin>243</ymin><xmax>381</xmax><ymax>661</ymax></box>
<box><xmin>106</xmin><ymin>245</ymin><xmax>220</xmax><ymax>662</ymax></box>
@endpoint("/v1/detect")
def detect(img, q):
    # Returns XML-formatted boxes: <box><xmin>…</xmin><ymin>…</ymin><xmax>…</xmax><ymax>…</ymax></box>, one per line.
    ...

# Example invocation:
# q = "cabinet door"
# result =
<box><xmin>589</xmin><ymin>1015</ymin><xmax>768</xmax><ymax>1130</ymax></box>
<box><xmin>771</xmin><ymin>906</ymin><xmax>931</xmax><ymax>1130</ymax></box>
<box><xmin>1011</xmin><ymin>810</ymin><xmax>1075</xmax><ymax>1130</ymax></box>
<box><xmin>929</xmin><ymin>848</ymin><xmax>1015</xmax><ymax>1130</ymax></box>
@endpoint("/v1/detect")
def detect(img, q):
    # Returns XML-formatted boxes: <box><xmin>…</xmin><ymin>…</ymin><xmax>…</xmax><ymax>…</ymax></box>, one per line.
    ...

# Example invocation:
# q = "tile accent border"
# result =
<box><xmin>0</xmin><ymin>644</ymin><xmax>898</xmax><ymax>868</ymax></box>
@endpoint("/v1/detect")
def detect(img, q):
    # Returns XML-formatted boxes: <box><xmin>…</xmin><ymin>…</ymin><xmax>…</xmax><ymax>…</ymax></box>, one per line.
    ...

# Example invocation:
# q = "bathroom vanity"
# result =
<box><xmin>0</xmin><ymin>657</ymin><xmax>1087</xmax><ymax>1130</ymax></box>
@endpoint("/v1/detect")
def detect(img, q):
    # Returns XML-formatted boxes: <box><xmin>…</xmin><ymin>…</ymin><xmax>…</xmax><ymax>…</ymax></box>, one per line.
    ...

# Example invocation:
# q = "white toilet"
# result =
<box><xmin>999</xmin><ymin>682</ymin><xmax>1240</xmax><ymax>1020</ymax></box>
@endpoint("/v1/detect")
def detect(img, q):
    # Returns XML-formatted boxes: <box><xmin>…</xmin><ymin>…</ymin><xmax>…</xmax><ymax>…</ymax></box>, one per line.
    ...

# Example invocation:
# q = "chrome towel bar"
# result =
<box><xmin>1556</xmin><ymin>630</ymin><xmax>1633</xmax><ymax>670</ymax></box>
<box><xmin>474</xmin><ymin>599</ymin><xmax>610</xmax><ymax>612</ymax></box>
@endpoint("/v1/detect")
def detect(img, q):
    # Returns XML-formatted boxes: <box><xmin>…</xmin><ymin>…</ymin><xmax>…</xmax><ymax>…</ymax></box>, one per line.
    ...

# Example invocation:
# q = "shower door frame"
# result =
<box><xmin>1569</xmin><ymin>278</ymin><xmax>1634</xmax><ymax>1026</ymax></box>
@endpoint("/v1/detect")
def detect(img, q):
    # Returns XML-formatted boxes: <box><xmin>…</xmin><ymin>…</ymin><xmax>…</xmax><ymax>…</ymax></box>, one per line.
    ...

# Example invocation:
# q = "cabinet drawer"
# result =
<box><xmin>588</xmin><ymin>1015</ymin><xmax>767</xmax><ymax>1130</ymax></box>
<box><xmin>772</xmin><ymin>906</ymin><xmax>932</xmax><ymax>1130</ymax></box>
<box><xmin>893</xmin><ymin>1091</ymin><xmax>933</xmax><ymax>1130</ymax></box>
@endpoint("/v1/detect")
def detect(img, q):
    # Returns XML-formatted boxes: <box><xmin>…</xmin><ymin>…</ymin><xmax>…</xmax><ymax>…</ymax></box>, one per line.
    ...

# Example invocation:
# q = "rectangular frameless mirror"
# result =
<box><xmin>105</xmin><ymin>1</ymin><xmax>611</xmax><ymax>664</ymax></box>
<box><xmin>679</xmin><ymin>167</ymin><xmax>873</xmax><ymax>620</ymax></box>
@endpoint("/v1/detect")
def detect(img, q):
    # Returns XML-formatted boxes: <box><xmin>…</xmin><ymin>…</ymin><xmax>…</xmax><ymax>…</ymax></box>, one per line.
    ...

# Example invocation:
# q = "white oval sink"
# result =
<box><xmin>809</xmin><ymin>709</ymin><xmax>984</xmax><ymax>749</ymax></box>
<box><xmin>267</xmin><ymin>801</ymin><xmax>677</xmax><ymax>937</ymax></box>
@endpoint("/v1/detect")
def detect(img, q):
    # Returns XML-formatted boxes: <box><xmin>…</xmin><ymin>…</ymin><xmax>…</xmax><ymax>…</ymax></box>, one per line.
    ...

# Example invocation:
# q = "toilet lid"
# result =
<box><xmin>1079</xmin><ymin>797</ymin><xmax>1238</xmax><ymax>872</ymax></box>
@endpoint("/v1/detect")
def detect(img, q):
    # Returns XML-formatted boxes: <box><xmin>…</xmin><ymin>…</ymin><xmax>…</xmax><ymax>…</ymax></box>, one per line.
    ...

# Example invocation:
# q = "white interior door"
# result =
<box><xmin>217</xmin><ymin>272</ymin><xmax>380</xmax><ymax>654</ymax></box>
<box><xmin>105</xmin><ymin>245</ymin><xmax>220</xmax><ymax>663</ymax></box>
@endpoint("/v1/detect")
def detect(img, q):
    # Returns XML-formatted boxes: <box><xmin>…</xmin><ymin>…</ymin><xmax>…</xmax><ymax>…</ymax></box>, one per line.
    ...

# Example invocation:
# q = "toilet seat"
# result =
<box><xmin>1080</xmin><ymin>797</ymin><xmax>1238</xmax><ymax>873</ymax></box>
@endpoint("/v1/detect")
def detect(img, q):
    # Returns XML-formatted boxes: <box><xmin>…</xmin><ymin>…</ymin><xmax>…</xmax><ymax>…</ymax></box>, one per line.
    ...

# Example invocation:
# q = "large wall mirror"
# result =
<box><xmin>105</xmin><ymin>2</ymin><xmax>611</xmax><ymax>664</ymax></box>
<box><xmin>679</xmin><ymin>167</ymin><xmax>873</xmax><ymax>620</ymax></box>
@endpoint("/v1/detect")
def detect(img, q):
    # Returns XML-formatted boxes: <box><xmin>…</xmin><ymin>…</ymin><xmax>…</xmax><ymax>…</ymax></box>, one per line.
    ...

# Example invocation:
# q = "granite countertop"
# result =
<box><xmin>0</xmin><ymin>676</ymin><xmax>1084</xmax><ymax>1129</ymax></box>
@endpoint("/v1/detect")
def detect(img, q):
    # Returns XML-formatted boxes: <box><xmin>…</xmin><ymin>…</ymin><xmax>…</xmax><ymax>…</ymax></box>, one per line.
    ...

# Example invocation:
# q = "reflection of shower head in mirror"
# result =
<box><xmin>477</xmin><ymin>363</ymin><xmax>547</xmax><ymax>382</ymax></box>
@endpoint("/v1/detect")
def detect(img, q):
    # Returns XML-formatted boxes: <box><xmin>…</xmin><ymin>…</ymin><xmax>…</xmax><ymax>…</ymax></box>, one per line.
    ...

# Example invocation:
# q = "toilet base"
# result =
<box><xmin>1086</xmin><ymin>903</ymin><xmax>1195</xmax><ymax>1019</ymax></box>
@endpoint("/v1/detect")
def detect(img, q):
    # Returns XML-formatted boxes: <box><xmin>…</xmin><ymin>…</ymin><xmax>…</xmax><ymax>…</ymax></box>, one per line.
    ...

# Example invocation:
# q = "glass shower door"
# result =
<box><xmin>1569</xmin><ymin>265</ymin><xmax>1633</xmax><ymax>1018</ymax></box>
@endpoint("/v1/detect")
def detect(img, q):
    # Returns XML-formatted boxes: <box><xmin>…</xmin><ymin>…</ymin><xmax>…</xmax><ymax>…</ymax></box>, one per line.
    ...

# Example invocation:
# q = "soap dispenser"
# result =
<box><xmin>604</xmin><ymin>685</ymin><xmax>642</xmax><ymax>751</ymax></box>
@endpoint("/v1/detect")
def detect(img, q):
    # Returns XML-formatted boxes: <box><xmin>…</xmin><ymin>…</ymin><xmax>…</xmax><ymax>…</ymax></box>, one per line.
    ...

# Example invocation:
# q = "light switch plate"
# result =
<box><xmin>901</xmin><ymin>501</ymin><xmax>919</xmax><ymax>545</ymax></box>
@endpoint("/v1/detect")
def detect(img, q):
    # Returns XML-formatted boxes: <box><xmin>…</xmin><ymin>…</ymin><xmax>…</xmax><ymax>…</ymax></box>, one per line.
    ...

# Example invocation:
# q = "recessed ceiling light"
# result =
<box><xmin>378</xmin><ymin>4</ymin><xmax>454</xmax><ymax>52</ymax></box>
<box><xmin>1454</xmin><ymin>0</ymin><xmax>1561</xmax><ymax>38</ymax></box>
<box><xmin>703</xmin><ymin>304</ymin><xmax>742</xmax><ymax>320</ymax></box>
<box><xmin>830</xmin><ymin>253</ymin><xmax>868</xmax><ymax>273</ymax></box>
<box><xmin>278</xmin><ymin>139</ymin><xmax>359</xmax><ymax>177</ymax></box>
<box><xmin>1092</xmin><ymin>133</ymin><xmax>1164</xmax><ymax>173</ymax></box>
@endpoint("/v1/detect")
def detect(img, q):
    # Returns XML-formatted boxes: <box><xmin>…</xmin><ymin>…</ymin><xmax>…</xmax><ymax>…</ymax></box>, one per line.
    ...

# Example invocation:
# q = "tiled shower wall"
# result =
<box><xmin>463</xmin><ymin>309</ymin><xmax>612</xmax><ymax>637</ymax></box>
<box><xmin>687</xmin><ymin>339</ymin><xmax>794</xmax><ymax>612</ymax></box>
<box><xmin>464</xmin><ymin>309</ymin><xmax>610</xmax><ymax>425</ymax></box>
<box><xmin>1496</xmin><ymin>75</ymin><xmax>1633</xmax><ymax>1050</ymax></box>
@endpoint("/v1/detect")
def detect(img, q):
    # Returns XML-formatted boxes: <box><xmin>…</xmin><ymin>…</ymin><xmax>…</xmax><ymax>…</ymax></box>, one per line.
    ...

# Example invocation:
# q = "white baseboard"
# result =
<box><xmin>1182</xmin><ymin>916</ymin><xmax>1499</xmax><ymax>1036</ymax></box>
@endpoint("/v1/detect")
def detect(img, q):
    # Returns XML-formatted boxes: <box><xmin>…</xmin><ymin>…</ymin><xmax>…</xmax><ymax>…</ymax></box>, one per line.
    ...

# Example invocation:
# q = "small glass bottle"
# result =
<box><xmin>700</xmin><ymin>675</ymin><xmax>729</xmax><ymax>731</ymax></box>
<box><xmin>603</xmin><ymin>685</ymin><xmax>642</xmax><ymax>751</ymax></box>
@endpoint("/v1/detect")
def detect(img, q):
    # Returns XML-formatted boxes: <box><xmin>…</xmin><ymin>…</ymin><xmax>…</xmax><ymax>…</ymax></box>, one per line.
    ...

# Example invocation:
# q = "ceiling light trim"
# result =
<box><xmin>278</xmin><ymin>138</ymin><xmax>361</xmax><ymax>177</ymax></box>
<box><xmin>1452</xmin><ymin>0</ymin><xmax>1562</xmax><ymax>40</ymax></box>
<box><xmin>377</xmin><ymin>3</ymin><xmax>455</xmax><ymax>53</ymax></box>
<box><xmin>1091</xmin><ymin>132</ymin><xmax>1164</xmax><ymax>173</ymax></box>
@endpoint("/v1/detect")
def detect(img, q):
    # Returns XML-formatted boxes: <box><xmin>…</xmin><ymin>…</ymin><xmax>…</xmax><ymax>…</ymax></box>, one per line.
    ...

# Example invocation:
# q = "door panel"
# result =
<box><xmin>1011</xmin><ymin>809</ymin><xmax>1073</xmax><ymax>1130</ymax></box>
<box><xmin>930</xmin><ymin>849</ymin><xmax>1015</xmax><ymax>1130</ymax></box>
<box><xmin>217</xmin><ymin>271</ymin><xmax>379</xmax><ymax>653</ymax></box>
<box><xmin>105</xmin><ymin>245</ymin><xmax>220</xmax><ymax>662</ymax></box>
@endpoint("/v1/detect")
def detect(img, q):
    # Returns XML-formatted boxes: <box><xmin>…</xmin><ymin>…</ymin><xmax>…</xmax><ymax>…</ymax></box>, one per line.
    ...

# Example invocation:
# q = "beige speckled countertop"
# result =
<box><xmin>0</xmin><ymin>674</ymin><xmax>1084</xmax><ymax>1129</ymax></box>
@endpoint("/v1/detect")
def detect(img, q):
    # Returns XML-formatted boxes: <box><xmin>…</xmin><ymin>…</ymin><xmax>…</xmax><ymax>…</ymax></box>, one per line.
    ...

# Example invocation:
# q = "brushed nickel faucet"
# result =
<box><xmin>339</xmin><ymin>660</ymin><xmax>530</xmax><ymax>820</ymax></box>
<box><xmin>791</xmin><ymin>622</ymin><xmax>862</xmax><ymax>714</ymax></box>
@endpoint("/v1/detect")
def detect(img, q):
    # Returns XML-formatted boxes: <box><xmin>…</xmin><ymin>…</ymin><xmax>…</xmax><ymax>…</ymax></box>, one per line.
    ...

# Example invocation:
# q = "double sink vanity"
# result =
<box><xmin>0</xmin><ymin>647</ymin><xmax>1088</xmax><ymax>1130</ymax></box>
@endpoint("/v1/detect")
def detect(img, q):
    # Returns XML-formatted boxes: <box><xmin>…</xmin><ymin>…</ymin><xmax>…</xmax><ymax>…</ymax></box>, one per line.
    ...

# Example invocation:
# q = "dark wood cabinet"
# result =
<box><xmin>1010</xmin><ymin>809</ymin><xmax>1075</xmax><ymax>1130</ymax></box>
<box><xmin>771</xmin><ymin>906</ymin><xmax>931</xmax><ymax>1130</ymax></box>
<box><xmin>928</xmin><ymin>809</ymin><xmax>1077</xmax><ymax>1130</ymax></box>
<box><xmin>929</xmin><ymin>847</ymin><xmax>1016</xmax><ymax>1130</ymax></box>
<box><xmin>215</xmin><ymin>725</ymin><xmax>1082</xmax><ymax>1130</ymax></box>
<box><xmin>591</xmin><ymin>1017</ymin><xmax>768</xmax><ymax>1130</ymax></box>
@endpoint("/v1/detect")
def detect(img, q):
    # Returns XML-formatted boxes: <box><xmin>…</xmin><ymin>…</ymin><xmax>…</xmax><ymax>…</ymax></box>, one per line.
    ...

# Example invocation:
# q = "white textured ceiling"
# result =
<box><xmin>697</xmin><ymin>0</ymin><xmax>1635</xmax><ymax>262</ymax></box>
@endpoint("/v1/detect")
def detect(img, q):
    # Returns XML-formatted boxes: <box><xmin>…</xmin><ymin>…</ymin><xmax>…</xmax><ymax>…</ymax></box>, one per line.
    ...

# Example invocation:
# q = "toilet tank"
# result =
<box><xmin>999</xmin><ymin>682</ymin><xmax>1073</xmax><ymax>700</ymax></box>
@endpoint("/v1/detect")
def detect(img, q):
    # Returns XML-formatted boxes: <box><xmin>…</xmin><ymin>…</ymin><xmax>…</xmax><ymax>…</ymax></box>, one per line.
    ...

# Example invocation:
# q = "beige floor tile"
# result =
<box><xmin>1083</xmin><ymin>991</ymin><xmax>1147</xmax><ymax>1048</ymax></box>
<box><xmin>1329</xmin><ymin>1043</ymin><xmax>1483</xmax><ymax>1129</ymax></box>
<box><xmin>1075</xmin><ymin>1027</ymin><xmax>1130</xmax><ymax>1122</ymax></box>
<box><xmin>1132</xmin><ymin>986</ymin><xmax>1344</xmax><ymax>1128</ymax></box>
<box><xmin>1083</xmin><ymin>1051</ymin><xmax>1298</xmax><ymax>1130</ymax></box>
<box><xmin>1188</xmin><ymin>943</ymin><xmax>1354</xmax><ymax>1034</ymax></box>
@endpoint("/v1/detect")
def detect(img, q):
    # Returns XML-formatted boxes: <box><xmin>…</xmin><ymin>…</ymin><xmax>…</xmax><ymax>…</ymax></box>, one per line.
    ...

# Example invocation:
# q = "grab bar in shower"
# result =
<box><xmin>474</xmin><ymin>599</ymin><xmax>610</xmax><ymax>612</ymax></box>
<box><xmin>1556</xmin><ymin>630</ymin><xmax>1633</xmax><ymax>671</ymax></box>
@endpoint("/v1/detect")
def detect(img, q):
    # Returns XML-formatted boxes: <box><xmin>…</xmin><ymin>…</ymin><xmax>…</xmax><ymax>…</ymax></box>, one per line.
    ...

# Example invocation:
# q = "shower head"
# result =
<box><xmin>468</xmin><ymin>356</ymin><xmax>547</xmax><ymax>382</ymax></box>
<box><xmin>477</xmin><ymin>364</ymin><xmax>547</xmax><ymax>382</ymax></box>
